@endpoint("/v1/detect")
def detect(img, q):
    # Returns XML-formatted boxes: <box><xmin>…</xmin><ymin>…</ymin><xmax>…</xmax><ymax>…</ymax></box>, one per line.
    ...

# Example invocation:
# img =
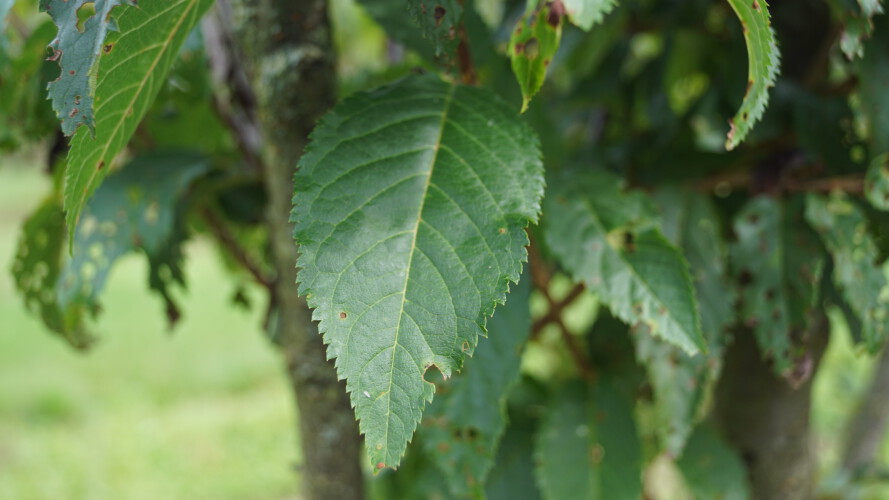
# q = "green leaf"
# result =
<box><xmin>562</xmin><ymin>0</ymin><xmax>618</xmax><ymax>31</ymax></box>
<box><xmin>63</xmin><ymin>0</ymin><xmax>215</xmax><ymax>239</ymax></box>
<box><xmin>1</xmin><ymin>0</ymin><xmax>13</xmax><ymax>50</ymax></box>
<box><xmin>421</xmin><ymin>276</ymin><xmax>531</xmax><ymax>498</ymax></box>
<box><xmin>407</xmin><ymin>0</ymin><xmax>462</xmax><ymax>56</ymax></box>
<box><xmin>543</xmin><ymin>169</ymin><xmax>706</xmax><ymax>355</ymax></box>
<box><xmin>677</xmin><ymin>426</ymin><xmax>751</xmax><ymax>500</ymax></box>
<box><xmin>292</xmin><ymin>74</ymin><xmax>544</xmax><ymax>469</ymax></box>
<box><xmin>357</xmin><ymin>0</ymin><xmax>435</xmax><ymax>61</ymax></box>
<box><xmin>11</xmin><ymin>196</ymin><xmax>92</xmax><ymax>348</ymax></box>
<box><xmin>508</xmin><ymin>1</ymin><xmax>564</xmax><ymax>112</ymax></box>
<box><xmin>730</xmin><ymin>196</ymin><xmax>825</xmax><ymax>373</ymax></box>
<box><xmin>58</xmin><ymin>152</ymin><xmax>209</xmax><ymax>330</ymax></box>
<box><xmin>40</xmin><ymin>0</ymin><xmax>135</xmax><ymax>136</ymax></box>
<box><xmin>485</xmin><ymin>396</ymin><xmax>544</xmax><ymax>500</ymax></box>
<box><xmin>805</xmin><ymin>193</ymin><xmax>889</xmax><ymax>352</ymax></box>
<box><xmin>724</xmin><ymin>0</ymin><xmax>780</xmax><ymax>150</ymax></box>
<box><xmin>642</xmin><ymin>188</ymin><xmax>731</xmax><ymax>456</ymax></box>
<box><xmin>866</xmin><ymin>154</ymin><xmax>889</xmax><ymax>210</ymax></box>
<box><xmin>535</xmin><ymin>380</ymin><xmax>643</xmax><ymax>500</ymax></box>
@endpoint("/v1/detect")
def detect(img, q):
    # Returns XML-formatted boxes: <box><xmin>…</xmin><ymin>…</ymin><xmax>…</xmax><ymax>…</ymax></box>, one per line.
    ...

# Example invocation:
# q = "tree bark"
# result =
<box><xmin>714</xmin><ymin>316</ymin><xmax>829</xmax><ymax>500</ymax></box>
<box><xmin>842</xmin><ymin>346</ymin><xmax>889</xmax><ymax>474</ymax></box>
<box><xmin>224</xmin><ymin>1</ymin><xmax>366</xmax><ymax>499</ymax></box>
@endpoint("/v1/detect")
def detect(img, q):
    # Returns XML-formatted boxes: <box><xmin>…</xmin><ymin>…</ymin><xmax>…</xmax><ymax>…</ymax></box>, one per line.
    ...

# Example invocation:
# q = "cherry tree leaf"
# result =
<box><xmin>292</xmin><ymin>74</ymin><xmax>544</xmax><ymax>469</ymax></box>
<box><xmin>563</xmin><ymin>0</ymin><xmax>618</xmax><ymax>31</ymax></box>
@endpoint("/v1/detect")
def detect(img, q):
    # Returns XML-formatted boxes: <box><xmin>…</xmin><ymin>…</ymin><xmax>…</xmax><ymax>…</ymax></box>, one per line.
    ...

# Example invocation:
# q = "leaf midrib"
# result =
<box><xmin>380</xmin><ymin>82</ymin><xmax>457</xmax><ymax>462</ymax></box>
<box><xmin>70</xmin><ymin>0</ymin><xmax>197</xmax><ymax>227</ymax></box>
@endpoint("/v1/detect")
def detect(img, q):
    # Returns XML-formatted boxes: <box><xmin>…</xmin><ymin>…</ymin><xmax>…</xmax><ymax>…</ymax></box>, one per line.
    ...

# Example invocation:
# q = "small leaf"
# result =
<box><xmin>535</xmin><ymin>380</ymin><xmax>643</xmax><ymax>500</ymax></box>
<box><xmin>421</xmin><ymin>276</ymin><xmax>531</xmax><ymax>498</ymax></box>
<box><xmin>724</xmin><ymin>0</ymin><xmax>780</xmax><ymax>150</ymax></box>
<box><xmin>293</xmin><ymin>74</ymin><xmax>544</xmax><ymax>469</ymax></box>
<box><xmin>407</xmin><ymin>0</ymin><xmax>463</xmax><ymax>56</ymax></box>
<box><xmin>40</xmin><ymin>0</ymin><xmax>136</xmax><ymax>136</ymax></box>
<box><xmin>562</xmin><ymin>0</ymin><xmax>618</xmax><ymax>31</ymax></box>
<box><xmin>63</xmin><ymin>0</ymin><xmax>215</xmax><ymax>239</ymax></box>
<box><xmin>730</xmin><ymin>196</ymin><xmax>825</xmax><ymax>374</ymax></box>
<box><xmin>543</xmin><ymin>169</ymin><xmax>706</xmax><ymax>355</ymax></box>
<box><xmin>677</xmin><ymin>426</ymin><xmax>751</xmax><ymax>500</ymax></box>
<box><xmin>508</xmin><ymin>0</ymin><xmax>564</xmax><ymax>112</ymax></box>
<box><xmin>805</xmin><ymin>193</ymin><xmax>889</xmax><ymax>352</ymax></box>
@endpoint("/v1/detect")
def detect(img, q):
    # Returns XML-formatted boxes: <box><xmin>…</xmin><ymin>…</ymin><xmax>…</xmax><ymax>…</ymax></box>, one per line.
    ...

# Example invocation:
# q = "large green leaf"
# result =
<box><xmin>292</xmin><ymin>74</ymin><xmax>544</xmax><ymax>469</ymax></box>
<box><xmin>563</xmin><ymin>0</ymin><xmax>618</xmax><ymax>31</ymax></box>
<box><xmin>420</xmin><ymin>276</ymin><xmax>531</xmax><ymax>498</ymax></box>
<box><xmin>508</xmin><ymin>1</ymin><xmax>564</xmax><ymax>112</ymax></box>
<box><xmin>677</xmin><ymin>426</ymin><xmax>751</xmax><ymax>500</ymax></box>
<box><xmin>805</xmin><ymin>193</ymin><xmax>889</xmax><ymax>352</ymax></box>
<box><xmin>730</xmin><ymin>196</ymin><xmax>825</xmax><ymax>374</ymax></box>
<box><xmin>644</xmin><ymin>188</ymin><xmax>732</xmax><ymax>456</ymax></box>
<box><xmin>40</xmin><ymin>0</ymin><xmax>135</xmax><ymax>136</ymax></box>
<box><xmin>535</xmin><ymin>380</ymin><xmax>643</xmax><ymax>500</ymax></box>
<box><xmin>63</xmin><ymin>0</ymin><xmax>215</xmax><ymax>238</ymax></box>
<box><xmin>543</xmin><ymin>169</ymin><xmax>705</xmax><ymax>355</ymax></box>
<box><xmin>724</xmin><ymin>0</ymin><xmax>780</xmax><ymax>150</ymax></box>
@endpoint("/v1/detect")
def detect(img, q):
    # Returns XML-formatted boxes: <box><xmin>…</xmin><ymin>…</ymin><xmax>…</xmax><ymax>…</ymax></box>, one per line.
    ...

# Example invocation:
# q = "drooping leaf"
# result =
<box><xmin>508</xmin><ymin>0</ymin><xmax>564</xmax><ymax>112</ymax></box>
<box><xmin>724</xmin><ymin>0</ymin><xmax>780</xmax><ymax>150</ymax></box>
<box><xmin>11</xmin><ymin>196</ymin><xmax>92</xmax><ymax>348</ymax></box>
<box><xmin>292</xmin><ymin>74</ymin><xmax>544</xmax><ymax>469</ymax></box>
<box><xmin>730</xmin><ymin>195</ymin><xmax>825</xmax><ymax>374</ymax></box>
<box><xmin>40</xmin><ymin>0</ymin><xmax>136</xmax><ymax>136</ymax></box>
<box><xmin>805</xmin><ymin>193</ymin><xmax>889</xmax><ymax>352</ymax></box>
<box><xmin>677</xmin><ymin>426</ymin><xmax>751</xmax><ymax>500</ymax></box>
<box><xmin>535</xmin><ymin>380</ymin><xmax>643</xmax><ymax>500</ymax></box>
<box><xmin>58</xmin><ymin>152</ymin><xmax>209</xmax><ymax>329</ymax></box>
<box><xmin>63</xmin><ymin>0</ymin><xmax>215</xmax><ymax>239</ymax></box>
<box><xmin>407</xmin><ymin>0</ymin><xmax>463</xmax><ymax>56</ymax></box>
<box><xmin>421</xmin><ymin>276</ymin><xmax>531</xmax><ymax>498</ymax></box>
<box><xmin>11</xmin><ymin>153</ymin><xmax>208</xmax><ymax>349</ymax></box>
<box><xmin>859</xmin><ymin>25</ymin><xmax>889</xmax><ymax>209</ymax></box>
<box><xmin>643</xmin><ymin>188</ymin><xmax>732</xmax><ymax>456</ymax></box>
<box><xmin>562</xmin><ymin>0</ymin><xmax>618</xmax><ymax>31</ymax></box>
<box><xmin>543</xmin><ymin>169</ymin><xmax>706</xmax><ymax>355</ymax></box>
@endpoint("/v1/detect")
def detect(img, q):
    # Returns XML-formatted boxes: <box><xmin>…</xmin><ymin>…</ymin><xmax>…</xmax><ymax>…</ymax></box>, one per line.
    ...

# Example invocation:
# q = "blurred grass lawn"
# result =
<box><xmin>0</xmin><ymin>165</ymin><xmax>300</xmax><ymax>500</ymax></box>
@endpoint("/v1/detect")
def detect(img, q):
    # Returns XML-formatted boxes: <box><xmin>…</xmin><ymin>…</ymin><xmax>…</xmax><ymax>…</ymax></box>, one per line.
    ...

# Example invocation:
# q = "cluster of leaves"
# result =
<box><xmin>4</xmin><ymin>0</ymin><xmax>889</xmax><ymax>498</ymax></box>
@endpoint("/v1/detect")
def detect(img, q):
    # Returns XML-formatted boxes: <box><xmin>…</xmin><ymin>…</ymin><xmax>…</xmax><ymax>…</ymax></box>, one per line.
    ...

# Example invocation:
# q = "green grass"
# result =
<box><xmin>0</xmin><ymin>165</ymin><xmax>300</xmax><ymax>500</ymax></box>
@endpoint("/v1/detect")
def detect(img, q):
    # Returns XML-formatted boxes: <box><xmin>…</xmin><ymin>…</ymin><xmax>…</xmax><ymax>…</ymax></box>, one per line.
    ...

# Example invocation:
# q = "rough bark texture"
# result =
<box><xmin>714</xmin><ymin>316</ymin><xmax>829</xmax><ymax>500</ymax></box>
<box><xmin>843</xmin><ymin>346</ymin><xmax>889</xmax><ymax>473</ymax></box>
<box><xmin>226</xmin><ymin>1</ymin><xmax>365</xmax><ymax>499</ymax></box>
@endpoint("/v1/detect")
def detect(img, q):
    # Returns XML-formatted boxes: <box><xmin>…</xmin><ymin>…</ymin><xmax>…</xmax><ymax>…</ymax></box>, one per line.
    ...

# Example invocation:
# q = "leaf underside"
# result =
<box><xmin>805</xmin><ymin>193</ymin><xmax>889</xmax><ymax>352</ymax></box>
<box><xmin>40</xmin><ymin>0</ymin><xmax>135</xmax><ymax>136</ymax></box>
<box><xmin>293</xmin><ymin>74</ymin><xmax>544</xmax><ymax>469</ymax></box>
<box><xmin>724</xmin><ymin>0</ymin><xmax>780</xmax><ymax>150</ymax></box>
<box><xmin>731</xmin><ymin>196</ymin><xmax>825</xmax><ymax>374</ymax></box>
<box><xmin>63</xmin><ymin>0</ymin><xmax>215</xmax><ymax>240</ymax></box>
<box><xmin>563</xmin><ymin>0</ymin><xmax>619</xmax><ymax>31</ymax></box>
<box><xmin>544</xmin><ymin>169</ymin><xmax>706</xmax><ymax>355</ymax></box>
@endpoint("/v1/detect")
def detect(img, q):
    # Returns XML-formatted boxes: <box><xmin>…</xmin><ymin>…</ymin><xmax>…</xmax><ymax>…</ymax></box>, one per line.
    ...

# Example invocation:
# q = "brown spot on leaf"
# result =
<box><xmin>548</xmin><ymin>0</ymin><xmax>566</xmax><ymax>27</ymax></box>
<box><xmin>339</xmin><ymin>312</ymin><xmax>347</xmax><ymax>319</ymax></box>
<box><xmin>376</xmin><ymin>462</ymin><xmax>386</xmax><ymax>470</ymax></box>
<box><xmin>97</xmin><ymin>161</ymin><xmax>105</xmax><ymax>170</ymax></box>
<box><xmin>752</xmin><ymin>0</ymin><xmax>760</xmax><ymax>10</ymax></box>
<box><xmin>434</xmin><ymin>5</ymin><xmax>445</xmax><ymax>26</ymax></box>
<box><xmin>103</xmin><ymin>43</ymin><xmax>113</xmax><ymax>54</ymax></box>
<box><xmin>69</xmin><ymin>108</ymin><xmax>79</xmax><ymax>118</ymax></box>
<box><xmin>738</xmin><ymin>269</ymin><xmax>754</xmax><ymax>286</ymax></box>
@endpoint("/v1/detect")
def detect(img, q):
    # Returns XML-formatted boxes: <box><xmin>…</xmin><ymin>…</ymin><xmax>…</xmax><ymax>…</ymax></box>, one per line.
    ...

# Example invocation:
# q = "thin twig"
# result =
<box><xmin>200</xmin><ymin>207</ymin><xmax>275</xmax><ymax>291</ymax></box>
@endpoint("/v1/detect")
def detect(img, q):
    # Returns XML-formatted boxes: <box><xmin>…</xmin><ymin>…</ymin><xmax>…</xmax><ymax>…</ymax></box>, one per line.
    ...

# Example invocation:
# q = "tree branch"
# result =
<box><xmin>199</xmin><ymin>206</ymin><xmax>274</xmax><ymax>291</ymax></box>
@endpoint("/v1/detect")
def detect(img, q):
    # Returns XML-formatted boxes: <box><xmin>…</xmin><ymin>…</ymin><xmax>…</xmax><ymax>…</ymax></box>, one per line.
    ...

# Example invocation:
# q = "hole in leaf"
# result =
<box><xmin>76</xmin><ymin>2</ymin><xmax>96</xmax><ymax>33</ymax></box>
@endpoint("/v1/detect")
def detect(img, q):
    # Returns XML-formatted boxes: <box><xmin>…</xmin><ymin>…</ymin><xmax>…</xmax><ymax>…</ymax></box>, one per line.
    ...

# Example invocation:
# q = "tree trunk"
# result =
<box><xmin>714</xmin><ymin>316</ymin><xmax>829</xmax><ymax>500</ymax></box>
<box><xmin>842</xmin><ymin>346</ymin><xmax>889</xmax><ymax>474</ymax></box>
<box><xmin>225</xmin><ymin>1</ymin><xmax>366</xmax><ymax>499</ymax></box>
